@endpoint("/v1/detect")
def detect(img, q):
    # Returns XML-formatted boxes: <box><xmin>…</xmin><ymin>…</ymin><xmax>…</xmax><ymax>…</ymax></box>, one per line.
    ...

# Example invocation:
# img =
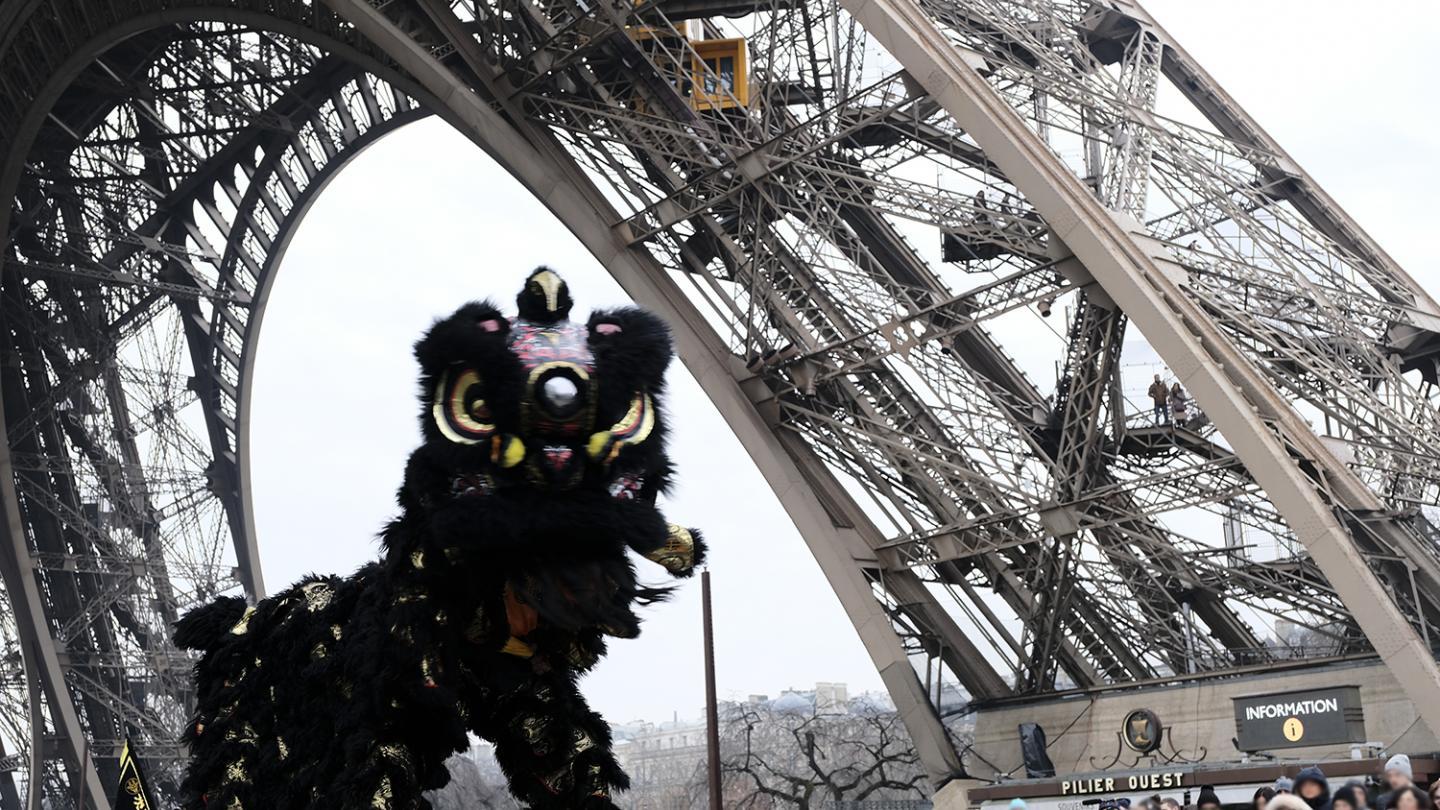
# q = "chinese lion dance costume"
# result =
<box><xmin>175</xmin><ymin>269</ymin><xmax>704</xmax><ymax>809</ymax></box>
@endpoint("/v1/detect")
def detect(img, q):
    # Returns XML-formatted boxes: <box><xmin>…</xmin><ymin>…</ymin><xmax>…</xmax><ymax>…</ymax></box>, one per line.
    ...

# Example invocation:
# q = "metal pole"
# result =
<box><xmin>702</xmin><ymin>569</ymin><xmax>722</xmax><ymax>810</ymax></box>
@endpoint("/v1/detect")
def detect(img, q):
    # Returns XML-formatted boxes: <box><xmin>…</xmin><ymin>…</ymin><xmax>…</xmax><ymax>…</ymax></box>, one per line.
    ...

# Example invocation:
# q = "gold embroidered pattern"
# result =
<box><xmin>644</xmin><ymin>524</ymin><xmax>696</xmax><ymax>575</ymax></box>
<box><xmin>371</xmin><ymin>775</ymin><xmax>393</xmax><ymax>810</ymax></box>
<box><xmin>302</xmin><ymin>582</ymin><xmax>334</xmax><ymax>612</ymax></box>
<box><xmin>519</xmin><ymin>715</ymin><xmax>550</xmax><ymax>754</ymax></box>
<box><xmin>229</xmin><ymin>606</ymin><xmax>256</xmax><ymax>635</ymax></box>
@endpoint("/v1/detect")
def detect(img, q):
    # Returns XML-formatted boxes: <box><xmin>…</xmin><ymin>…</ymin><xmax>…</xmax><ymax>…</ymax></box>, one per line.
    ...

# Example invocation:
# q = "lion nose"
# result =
<box><xmin>538</xmin><ymin>375</ymin><xmax>583</xmax><ymax>418</ymax></box>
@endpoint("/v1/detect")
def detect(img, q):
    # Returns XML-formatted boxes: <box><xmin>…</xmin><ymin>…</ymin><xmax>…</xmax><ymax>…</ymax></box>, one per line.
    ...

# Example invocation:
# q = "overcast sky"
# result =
<box><xmin>247</xmin><ymin>0</ymin><xmax>1440</xmax><ymax>726</ymax></box>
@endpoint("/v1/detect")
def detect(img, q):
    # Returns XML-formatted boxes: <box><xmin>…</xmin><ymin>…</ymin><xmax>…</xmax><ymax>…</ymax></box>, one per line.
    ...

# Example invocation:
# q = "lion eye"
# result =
<box><xmin>432</xmin><ymin>368</ymin><xmax>494</xmax><ymax>445</ymax></box>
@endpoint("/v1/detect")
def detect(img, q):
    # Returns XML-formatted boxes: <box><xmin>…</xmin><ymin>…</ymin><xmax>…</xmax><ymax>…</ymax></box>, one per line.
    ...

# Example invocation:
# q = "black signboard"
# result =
<box><xmin>1233</xmin><ymin>686</ymin><xmax>1364</xmax><ymax>751</ymax></box>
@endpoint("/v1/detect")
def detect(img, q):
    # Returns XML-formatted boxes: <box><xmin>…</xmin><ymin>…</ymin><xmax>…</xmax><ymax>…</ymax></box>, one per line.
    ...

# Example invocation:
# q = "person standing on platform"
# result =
<box><xmin>1149</xmin><ymin>374</ymin><xmax>1169</xmax><ymax>424</ymax></box>
<box><xmin>1169</xmin><ymin>382</ymin><xmax>1190</xmax><ymax>427</ymax></box>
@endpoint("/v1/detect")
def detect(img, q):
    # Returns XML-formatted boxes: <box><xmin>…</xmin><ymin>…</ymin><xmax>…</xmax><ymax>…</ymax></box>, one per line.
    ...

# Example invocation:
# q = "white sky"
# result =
<box><xmin>247</xmin><ymin>0</ymin><xmax>1440</xmax><ymax>726</ymax></box>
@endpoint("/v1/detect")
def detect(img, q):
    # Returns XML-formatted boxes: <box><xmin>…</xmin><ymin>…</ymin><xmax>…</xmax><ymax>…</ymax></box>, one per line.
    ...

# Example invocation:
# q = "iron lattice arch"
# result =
<box><xmin>0</xmin><ymin>2</ymin><xmax>434</xmax><ymax>801</ymax></box>
<box><xmin>4</xmin><ymin>0</ymin><xmax>1440</xmax><ymax>805</ymax></box>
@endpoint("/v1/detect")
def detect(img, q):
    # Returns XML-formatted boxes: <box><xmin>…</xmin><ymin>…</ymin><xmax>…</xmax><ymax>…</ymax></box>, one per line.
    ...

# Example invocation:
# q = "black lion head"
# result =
<box><xmin>399</xmin><ymin>267</ymin><xmax>675</xmax><ymax>517</ymax></box>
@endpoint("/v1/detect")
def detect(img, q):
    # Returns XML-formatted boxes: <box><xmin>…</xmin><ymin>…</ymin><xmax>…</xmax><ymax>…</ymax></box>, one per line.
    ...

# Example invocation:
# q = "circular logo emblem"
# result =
<box><xmin>1283</xmin><ymin>716</ymin><xmax>1305</xmax><ymax>742</ymax></box>
<box><xmin>1122</xmin><ymin>709</ymin><xmax>1164</xmax><ymax>754</ymax></box>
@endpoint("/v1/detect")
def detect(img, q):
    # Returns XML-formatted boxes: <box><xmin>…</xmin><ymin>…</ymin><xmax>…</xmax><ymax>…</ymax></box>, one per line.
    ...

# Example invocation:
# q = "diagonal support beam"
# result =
<box><xmin>841</xmin><ymin>0</ymin><xmax>1440</xmax><ymax>733</ymax></box>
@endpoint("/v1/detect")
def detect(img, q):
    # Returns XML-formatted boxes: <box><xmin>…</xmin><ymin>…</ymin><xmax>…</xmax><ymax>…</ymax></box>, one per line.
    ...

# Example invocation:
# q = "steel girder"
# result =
<box><xmin>842</xmin><ymin>0</ymin><xmax>1440</xmax><ymax>742</ymax></box>
<box><xmin>0</xmin><ymin>3</ymin><xmax>436</xmax><ymax>804</ymax></box>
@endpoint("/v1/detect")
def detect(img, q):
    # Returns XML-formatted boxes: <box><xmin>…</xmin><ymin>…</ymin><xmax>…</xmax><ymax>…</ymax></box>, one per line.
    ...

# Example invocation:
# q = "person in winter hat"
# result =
<box><xmin>1342</xmin><ymin>779</ymin><xmax>1372</xmax><ymax>810</ymax></box>
<box><xmin>1255</xmin><ymin>787</ymin><xmax>1278</xmax><ymax>810</ymax></box>
<box><xmin>1334</xmin><ymin>785</ymin><xmax>1365</xmax><ymax>810</ymax></box>
<box><xmin>1276</xmin><ymin>778</ymin><xmax>1296</xmax><ymax>794</ymax></box>
<box><xmin>1294</xmin><ymin>766</ymin><xmax>1331</xmax><ymax>810</ymax></box>
<box><xmin>1379</xmin><ymin>754</ymin><xmax>1416</xmax><ymax>810</ymax></box>
<box><xmin>1197</xmin><ymin>787</ymin><xmax>1224</xmax><ymax>810</ymax></box>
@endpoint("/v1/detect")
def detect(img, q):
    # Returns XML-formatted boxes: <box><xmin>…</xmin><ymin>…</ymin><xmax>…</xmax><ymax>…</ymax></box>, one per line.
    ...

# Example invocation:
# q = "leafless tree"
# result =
<box><xmin>695</xmin><ymin>700</ymin><xmax>929</xmax><ymax>809</ymax></box>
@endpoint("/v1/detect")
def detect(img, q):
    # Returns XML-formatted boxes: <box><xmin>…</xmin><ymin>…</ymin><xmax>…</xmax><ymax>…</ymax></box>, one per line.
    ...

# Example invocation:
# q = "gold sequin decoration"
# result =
<box><xmin>588</xmin><ymin>764</ymin><xmax>610</xmax><ymax>798</ymax></box>
<box><xmin>464</xmin><ymin>605</ymin><xmax>488</xmax><ymax>643</ymax></box>
<box><xmin>394</xmin><ymin>589</ymin><xmax>427</xmax><ymax>604</ymax></box>
<box><xmin>540</xmin><ymin>763</ymin><xmax>575</xmax><ymax>794</ymax></box>
<box><xmin>371</xmin><ymin>775</ymin><xmax>393</xmax><ymax>810</ymax></box>
<box><xmin>377</xmin><ymin>744</ymin><xmax>413</xmax><ymax>768</ymax></box>
<box><xmin>519</xmin><ymin>715</ymin><xmax>550</xmax><ymax>754</ymax></box>
<box><xmin>331</xmin><ymin>624</ymin><xmax>343</xmax><ymax>640</ymax></box>
<box><xmin>229</xmin><ymin>606</ymin><xmax>256</xmax><ymax>635</ymax></box>
<box><xmin>573</xmin><ymin>728</ymin><xmax>596</xmax><ymax>755</ymax></box>
<box><xmin>565</xmin><ymin>641</ymin><xmax>599</xmax><ymax>669</ymax></box>
<box><xmin>302</xmin><ymin>582</ymin><xmax>334</xmax><ymax>612</ymax></box>
<box><xmin>276</xmin><ymin>737</ymin><xmax>289</xmax><ymax>760</ymax></box>
<box><xmin>644</xmin><ymin>524</ymin><xmax>696</xmax><ymax>575</ymax></box>
<box><xmin>410</xmin><ymin>549</ymin><xmax>425</xmax><ymax>570</ymax></box>
<box><xmin>223</xmin><ymin>759</ymin><xmax>248</xmax><ymax>785</ymax></box>
<box><xmin>434</xmin><ymin>609</ymin><xmax>448</xmax><ymax>626</ymax></box>
<box><xmin>421</xmin><ymin>655</ymin><xmax>439</xmax><ymax>687</ymax></box>
<box><xmin>224</xmin><ymin>722</ymin><xmax>258</xmax><ymax>745</ymax></box>
<box><xmin>311</xmin><ymin>643</ymin><xmax>327</xmax><ymax>660</ymax></box>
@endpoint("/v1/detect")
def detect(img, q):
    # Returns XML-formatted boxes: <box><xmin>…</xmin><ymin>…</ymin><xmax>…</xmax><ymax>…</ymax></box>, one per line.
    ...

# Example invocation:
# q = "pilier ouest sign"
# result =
<box><xmin>1232</xmin><ymin>686</ymin><xmax>1365</xmax><ymax>751</ymax></box>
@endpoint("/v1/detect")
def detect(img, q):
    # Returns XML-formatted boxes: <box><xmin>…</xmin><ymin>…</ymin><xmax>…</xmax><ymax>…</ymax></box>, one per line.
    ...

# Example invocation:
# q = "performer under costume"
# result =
<box><xmin>175</xmin><ymin>269</ymin><xmax>704</xmax><ymax>809</ymax></box>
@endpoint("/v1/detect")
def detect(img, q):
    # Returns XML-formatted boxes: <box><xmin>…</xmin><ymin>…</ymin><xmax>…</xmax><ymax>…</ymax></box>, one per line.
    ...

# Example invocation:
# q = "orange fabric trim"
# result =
<box><xmin>503</xmin><ymin>585</ymin><xmax>539</xmax><ymax>638</ymax></box>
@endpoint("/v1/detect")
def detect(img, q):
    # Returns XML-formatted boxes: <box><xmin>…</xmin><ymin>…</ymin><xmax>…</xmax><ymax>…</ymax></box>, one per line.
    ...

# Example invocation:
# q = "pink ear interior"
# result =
<box><xmin>478</xmin><ymin>318</ymin><xmax>502</xmax><ymax>333</ymax></box>
<box><xmin>594</xmin><ymin>322</ymin><xmax>622</xmax><ymax>335</ymax></box>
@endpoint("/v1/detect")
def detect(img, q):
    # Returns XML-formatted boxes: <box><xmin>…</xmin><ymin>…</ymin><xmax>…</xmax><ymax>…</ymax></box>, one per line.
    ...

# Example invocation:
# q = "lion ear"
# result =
<box><xmin>587</xmin><ymin>307</ymin><xmax>672</xmax><ymax>392</ymax></box>
<box><xmin>413</xmin><ymin>301</ymin><xmax>510</xmax><ymax>376</ymax></box>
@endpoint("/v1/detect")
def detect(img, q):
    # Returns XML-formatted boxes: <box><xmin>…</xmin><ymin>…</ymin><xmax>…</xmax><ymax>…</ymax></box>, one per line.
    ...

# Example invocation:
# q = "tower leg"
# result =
<box><xmin>934</xmin><ymin>778</ymin><xmax>981</xmax><ymax>810</ymax></box>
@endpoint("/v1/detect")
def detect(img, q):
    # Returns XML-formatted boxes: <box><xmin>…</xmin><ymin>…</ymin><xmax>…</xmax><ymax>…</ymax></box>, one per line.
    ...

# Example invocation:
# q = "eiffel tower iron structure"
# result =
<box><xmin>3</xmin><ymin>0</ymin><xmax>1440</xmax><ymax>805</ymax></box>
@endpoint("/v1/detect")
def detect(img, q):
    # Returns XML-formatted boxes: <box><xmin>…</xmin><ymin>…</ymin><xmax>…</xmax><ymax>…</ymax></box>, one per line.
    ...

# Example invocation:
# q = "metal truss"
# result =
<box><xmin>0</xmin><ymin>3</ymin><xmax>437</xmax><ymax>803</ymax></box>
<box><xmin>3</xmin><ymin>0</ymin><xmax>1440</xmax><ymax>804</ymax></box>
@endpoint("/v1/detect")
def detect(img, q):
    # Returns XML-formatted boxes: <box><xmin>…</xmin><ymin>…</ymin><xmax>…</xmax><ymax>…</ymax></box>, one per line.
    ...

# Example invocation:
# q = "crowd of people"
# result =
<box><xmin>1004</xmin><ymin>755</ymin><xmax>1438</xmax><ymax>810</ymax></box>
<box><xmin>1246</xmin><ymin>756</ymin><xmax>1438</xmax><ymax>810</ymax></box>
